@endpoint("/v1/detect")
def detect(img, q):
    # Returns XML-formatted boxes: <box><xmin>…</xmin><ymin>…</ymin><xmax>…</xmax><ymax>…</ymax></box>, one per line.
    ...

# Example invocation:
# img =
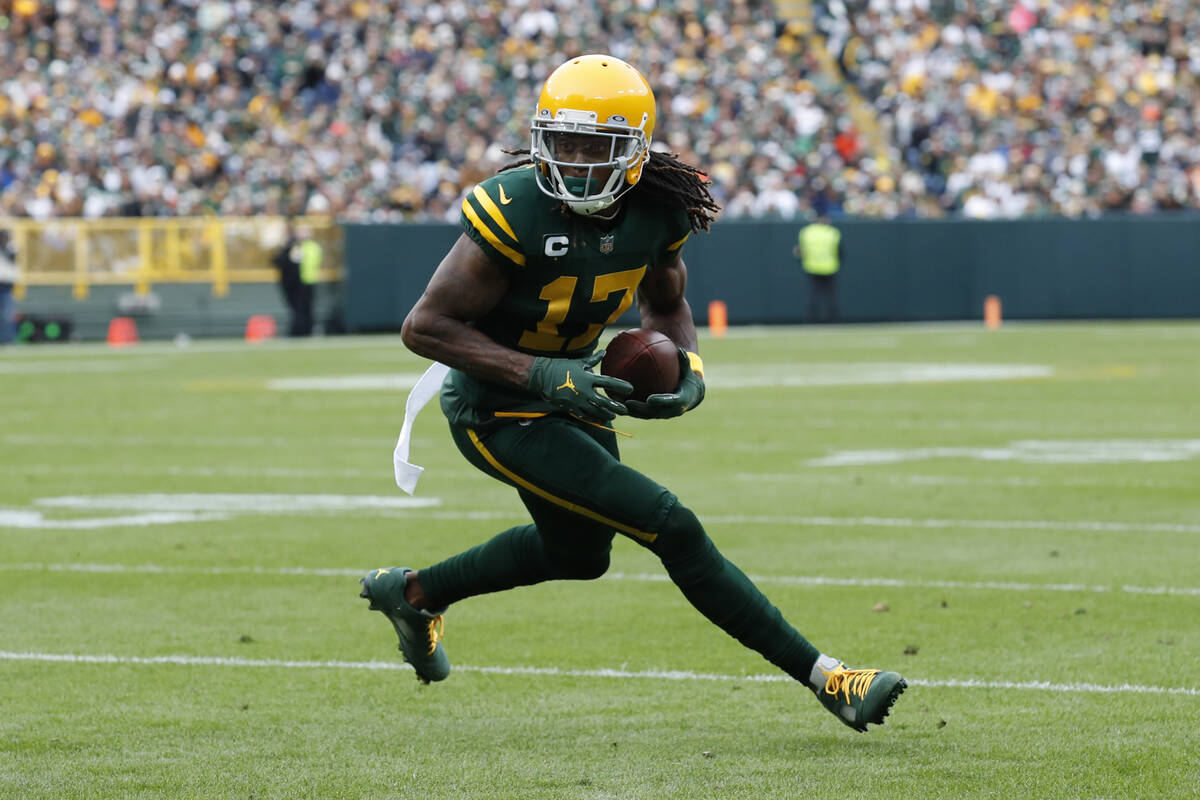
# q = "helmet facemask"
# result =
<box><xmin>531</xmin><ymin>109</ymin><xmax>650</xmax><ymax>216</ymax></box>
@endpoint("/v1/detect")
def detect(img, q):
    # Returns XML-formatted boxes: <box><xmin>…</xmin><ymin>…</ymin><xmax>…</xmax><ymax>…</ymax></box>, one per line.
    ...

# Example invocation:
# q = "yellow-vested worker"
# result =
<box><xmin>293</xmin><ymin>229</ymin><xmax>323</xmax><ymax>336</ymax></box>
<box><xmin>274</xmin><ymin>222</ymin><xmax>324</xmax><ymax>337</ymax></box>
<box><xmin>298</xmin><ymin>237</ymin><xmax>323</xmax><ymax>285</ymax></box>
<box><xmin>794</xmin><ymin>215</ymin><xmax>843</xmax><ymax>322</ymax></box>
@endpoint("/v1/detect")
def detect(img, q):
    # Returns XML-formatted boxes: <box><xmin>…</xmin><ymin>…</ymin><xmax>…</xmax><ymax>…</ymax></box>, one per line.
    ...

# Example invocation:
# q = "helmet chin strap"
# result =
<box><xmin>559</xmin><ymin>171</ymin><xmax>625</xmax><ymax>215</ymax></box>
<box><xmin>567</xmin><ymin>197</ymin><xmax>620</xmax><ymax>217</ymax></box>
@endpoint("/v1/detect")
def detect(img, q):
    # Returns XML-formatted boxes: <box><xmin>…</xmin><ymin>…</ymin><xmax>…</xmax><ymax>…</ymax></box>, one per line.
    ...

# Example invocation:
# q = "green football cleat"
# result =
<box><xmin>813</xmin><ymin>660</ymin><xmax>907</xmax><ymax>732</ymax></box>
<box><xmin>359</xmin><ymin>567</ymin><xmax>450</xmax><ymax>684</ymax></box>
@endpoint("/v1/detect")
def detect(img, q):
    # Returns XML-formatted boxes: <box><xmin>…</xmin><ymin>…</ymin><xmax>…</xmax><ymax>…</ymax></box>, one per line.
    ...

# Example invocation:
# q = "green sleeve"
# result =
<box><xmin>460</xmin><ymin>179</ymin><xmax>527</xmax><ymax>275</ymax></box>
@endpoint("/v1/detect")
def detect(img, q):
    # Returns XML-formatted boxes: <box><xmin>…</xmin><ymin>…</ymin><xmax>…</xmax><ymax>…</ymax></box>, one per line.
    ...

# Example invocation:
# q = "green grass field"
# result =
<box><xmin>2</xmin><ymin>322</ymin><xmax>1198</xmax><ymax>799</ymax></box>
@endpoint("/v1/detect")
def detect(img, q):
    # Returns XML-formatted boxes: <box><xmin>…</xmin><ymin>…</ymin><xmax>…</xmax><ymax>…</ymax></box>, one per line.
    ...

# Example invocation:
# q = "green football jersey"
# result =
<box><xmin>443</xmin><ymin>165</ymin><xmax>693</xmax><ymax>426</ymax></box>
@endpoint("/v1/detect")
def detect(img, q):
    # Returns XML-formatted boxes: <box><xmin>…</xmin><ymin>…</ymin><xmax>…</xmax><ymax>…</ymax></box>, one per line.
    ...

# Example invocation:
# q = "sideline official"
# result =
<box><xmin>794</xmin><ymin>214</ymin><xmax>843</xmax><ymax>323</ymax></box>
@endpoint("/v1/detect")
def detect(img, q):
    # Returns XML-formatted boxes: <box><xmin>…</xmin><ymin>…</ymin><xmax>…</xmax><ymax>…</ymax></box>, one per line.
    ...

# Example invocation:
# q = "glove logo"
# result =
<box><xmin>556</xmin><ymin>372</ymin><xmax>578</xmax><ymax>394</ymax></box>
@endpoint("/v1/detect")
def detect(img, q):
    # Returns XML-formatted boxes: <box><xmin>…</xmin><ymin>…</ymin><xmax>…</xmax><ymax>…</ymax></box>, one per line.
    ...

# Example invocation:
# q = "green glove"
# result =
<box><xmin>625</xmin><ymin>349</ymin><xmax>705</xmax><ymax>419</ymax></box>
<box><xmin>527</xmin><ymin>351</ymin><xmax>632</xmax><ymax>422</ymax></box>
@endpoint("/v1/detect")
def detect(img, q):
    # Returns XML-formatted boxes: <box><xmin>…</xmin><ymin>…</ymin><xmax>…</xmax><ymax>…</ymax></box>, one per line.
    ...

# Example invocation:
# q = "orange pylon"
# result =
<box><xmin>708</xmin><ymin>300</ymin><xmax>728</xmax><ymax>338</ymax></box>
<box><xmin>106</xmin><ymin>316</ymin><xmax>139</xmax><ymax>347</ymax></box>
<box><xmin>245</xmin><ymin>314</ymin><xmax>278</xmax><ymax>343</ymax></box>
<box><xmin>984</xmin><ymin>295</ymin><xmax>1002</xmax><ymax>330</ymax></box>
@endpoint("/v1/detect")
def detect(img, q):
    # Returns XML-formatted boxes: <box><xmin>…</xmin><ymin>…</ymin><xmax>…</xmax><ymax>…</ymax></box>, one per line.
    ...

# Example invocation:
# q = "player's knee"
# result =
<box><xmin>649</xmin><ymin>501</ymin><xmax>708</xmax><ymax>562</ymax></box>
<box><xmin>568</xmin><ymin>553</ymin><xmax>611</xmax><ymax>581</ymax></box>
<box><xmin>547</xmin><ymin>547</ymin><xmax>611</xmax><ymax>581</ymax></box>
<box><xmin>650</xmin><ymin>502</ymin><xmax>723</xmax><ymax>588</ymax></box>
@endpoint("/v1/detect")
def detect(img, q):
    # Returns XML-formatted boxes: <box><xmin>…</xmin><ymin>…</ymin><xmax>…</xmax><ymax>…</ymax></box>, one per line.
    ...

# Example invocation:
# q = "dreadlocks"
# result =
<box><xmin>637</xmin><ymin>150</ymin><xmax>721</xmax><ymax>233</ymax></box>
<box><xmin>497</xmin><ymin>149</ymin><xmax>721</xmax><ymax>232</ymax></box>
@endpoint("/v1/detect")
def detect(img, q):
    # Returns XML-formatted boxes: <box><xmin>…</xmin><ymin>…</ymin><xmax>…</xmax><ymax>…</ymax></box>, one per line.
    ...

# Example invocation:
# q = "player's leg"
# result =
<box><xmin>639</xmin><ymin>499</ymin><xmax>821</xmax><ymax>679</ymax></box>
<box><xmin>364</xmin><ymin>414</ymin><xmax>904</xmax><ymax>727</ymax></box>
<box><xmin>360</xmin><ymin>415</ymin><xmax>622</xmax><ymax>682</ymax></box>
<box><xmin>414</xmin><ymin>510</ymin><xmax>613</xmax><ymax>608</ymax></box>
<box><xmin>415</xmin><ymin>416</ymin><xmax>622</xmax><ymax>607</ymax></box>
<box><xmin>647</xmin><ymin>500</ymin><xmax>905</xmax><ymax>731</ymax></box>
<box><xmin>427</xmin><ymin>415</ymin><xmax>822</xmax><ymax>679</ymax></box>
<box><xmin>435</xmin><ymin>415</ymin><xmax>905</xmax><ymax>730</ymax></box>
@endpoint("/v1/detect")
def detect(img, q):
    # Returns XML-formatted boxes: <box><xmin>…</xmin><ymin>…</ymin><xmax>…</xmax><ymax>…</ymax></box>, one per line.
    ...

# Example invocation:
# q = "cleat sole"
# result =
<box><xmin>358</xmin><ymin>578</ymin><xmax>381</xmax><ymax>610</ymax></box>
<box><xmin>858</xmin><ymin>677</ymin><xmax>907</xmax><ymax>732</ymax></box>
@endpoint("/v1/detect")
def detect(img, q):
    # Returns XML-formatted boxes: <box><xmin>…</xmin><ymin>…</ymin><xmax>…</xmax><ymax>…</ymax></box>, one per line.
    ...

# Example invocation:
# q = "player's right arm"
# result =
<box><xmin>403</xmin><ymin>234</ymin><xmax>630</xmax><ymax>421</ymax></box>
<box><xmin>402</xmin><ymin>234</ymin><xmax>535</xmax><ymax>390</ymax></box>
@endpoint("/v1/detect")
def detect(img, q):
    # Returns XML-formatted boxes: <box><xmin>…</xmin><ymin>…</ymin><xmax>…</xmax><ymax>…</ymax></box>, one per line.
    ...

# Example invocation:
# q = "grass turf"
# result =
<box><xmin>1</xmin><ymin>321</ymin><xmax>1197</xmax><ymax>799</ymax></box>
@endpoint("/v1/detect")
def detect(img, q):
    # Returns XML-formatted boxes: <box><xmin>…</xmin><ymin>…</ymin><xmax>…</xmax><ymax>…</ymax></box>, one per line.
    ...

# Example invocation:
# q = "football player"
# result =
<box><xmin>360</xmin><ymin>54</ymin><xmax>906</xmax><ymax>732</ymax></box>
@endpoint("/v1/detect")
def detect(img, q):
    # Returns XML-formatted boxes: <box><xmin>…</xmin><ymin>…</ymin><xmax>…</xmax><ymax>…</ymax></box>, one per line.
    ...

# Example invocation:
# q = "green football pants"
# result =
<box><xmin>419</xmin><ymin>413</ymin><xmax>821</xmax><ymax>682</ymax></box>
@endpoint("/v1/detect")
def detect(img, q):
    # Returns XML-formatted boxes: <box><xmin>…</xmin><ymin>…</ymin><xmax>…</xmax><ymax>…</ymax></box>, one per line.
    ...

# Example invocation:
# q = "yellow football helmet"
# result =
<box><xmin>531</xmin><ymin>54</ymin><xmax>656</xmax><ymax>215</ymax></box>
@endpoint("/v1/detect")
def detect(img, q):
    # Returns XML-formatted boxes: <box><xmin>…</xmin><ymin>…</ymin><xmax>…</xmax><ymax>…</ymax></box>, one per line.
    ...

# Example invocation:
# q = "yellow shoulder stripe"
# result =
<box><xmin>472</xmin><ymin>186</ymin><xmax>519</xmax><ymax>241</ymax></box>
<box><xmin>667</xmin><ymin>232</ymin><xmax>690</xmax><ymax>251</ymax></box>
<box><xmin>462</xmin><ymin>197</ymin><xmax>526</xmax><ymax>267</ymax></box>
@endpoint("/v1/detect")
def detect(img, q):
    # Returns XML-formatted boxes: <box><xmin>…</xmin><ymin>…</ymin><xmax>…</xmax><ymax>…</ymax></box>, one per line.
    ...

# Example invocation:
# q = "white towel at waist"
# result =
<box><xmin>393</xmin><ymin>361</ymin><xmax>451</xmax><ymax>494</ymax></box>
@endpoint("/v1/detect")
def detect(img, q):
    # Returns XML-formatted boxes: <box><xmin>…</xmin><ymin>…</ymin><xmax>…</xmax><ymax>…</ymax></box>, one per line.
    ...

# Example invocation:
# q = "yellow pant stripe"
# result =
<box><xmin>466</xmin><ymin>428</ymin><xmax>657</xmax><ymax>543</ymax></box>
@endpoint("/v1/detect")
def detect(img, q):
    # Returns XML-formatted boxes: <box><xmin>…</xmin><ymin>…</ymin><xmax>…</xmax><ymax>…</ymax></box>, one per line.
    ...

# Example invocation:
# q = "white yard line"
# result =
<box><xmin>707</xmin><ymin>363</ymin><xmax>1053</xmax><ymax>388</ymax></box>
<box><xmin>735</xmin><ymin>472</ymin><xmax>1200</xmax><ymax>490</ymax></box>
<box><xmin>2</xmin><ymin>463</ymin><xmax>1193</xmax><ymax>490</ymax></box>
<box><xmin>1</xmin><ymin>562</ymin><xmax>1197</xmax><ymax>596</ymax></box>
<box><xmin>0</xmin><ymin>512</ymin><xmax>232</xmax><ymax>529</ymax></box>
<box><xmin>0</xmin><ymin>335</ymin><xmax>408</xmax><ymax>358</ymax></box>
<box><xmin>0</xmin><ymin>650</ymin><xmax>1195</xmax><ymax>697</ymax></box>
<box><xmin>701</xmin><ymin>514</ymin><xmax>1200</xmax><ymax>535</ymax></box>
<box><xmin>2</xmin><ymin>504</ymin><xmax>1197</xmax><ymax>532</ymax></box>
<box><xmin>34</xmin><ymin>493</ymin><xmax>441</xmax><ymax>513</ymax></box>
<box><xmin>0</xmin><ymin>359</ymin><xmax>164</xmax><ymax>374</ymax></box>
<box><xmin>0</xmin><ymin>464</ymin><xmax>385</xmax><ymax>479</ymax></box>
<box><xmin>1</xmin><ymin>433</ymin><xmax>390</xmax><ymax>448</ymax></box>
<box><xmin>806</xmin><ymin>439</ymin><xmax>1200</xmax><ymax>467</ymax></box>
<box><xmin>267</xmin><ymin>374</ymin><xmax>430</xmax><ymax>391</ymax></box>
<box><xmin>1</xmin><ymin>492</ymin><xmax>1196</xmax><ymax>533</ymax></box>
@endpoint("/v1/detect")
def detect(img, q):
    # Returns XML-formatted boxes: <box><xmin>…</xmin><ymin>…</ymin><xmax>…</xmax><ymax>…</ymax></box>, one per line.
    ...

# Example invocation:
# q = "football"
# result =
<box><xmin>600</xmin><ymin>328</ymin><xmax>681</xmax><ymax>402</ymax></box>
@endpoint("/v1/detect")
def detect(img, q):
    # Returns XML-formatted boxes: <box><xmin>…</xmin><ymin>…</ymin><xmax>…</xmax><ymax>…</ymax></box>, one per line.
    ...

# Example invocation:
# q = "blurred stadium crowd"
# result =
<box><xmin>0</xmin><ymin>0</ymin><xmax>1197</xmax><ymax>223</ymax></box>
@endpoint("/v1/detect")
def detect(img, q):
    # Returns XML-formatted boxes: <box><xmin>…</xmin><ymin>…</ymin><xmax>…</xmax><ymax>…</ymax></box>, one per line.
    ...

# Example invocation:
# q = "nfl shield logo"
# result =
<box><xmin>599</xmin><ymin>234</ymin><xmax>614</xmax><ymax>254</ymax></box>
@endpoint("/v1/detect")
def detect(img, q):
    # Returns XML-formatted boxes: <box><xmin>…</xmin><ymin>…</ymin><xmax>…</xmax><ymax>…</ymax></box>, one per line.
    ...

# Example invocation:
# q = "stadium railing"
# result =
<box><xmin>3</xmin><ymin>216</ymin><xmax>343</xmax><ymax>301</ymax></box>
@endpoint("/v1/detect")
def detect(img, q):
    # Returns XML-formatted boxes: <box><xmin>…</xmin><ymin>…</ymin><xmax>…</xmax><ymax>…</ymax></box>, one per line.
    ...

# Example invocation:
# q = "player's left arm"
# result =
<box><xmin>636</xmin><ymin>249</ymin><xmax>698</xmax><ymax>353</ymax></box>
<box><xmin>629</xmin><ymin>251</ymin><xmax>705</xmax><ymax>418</ymax></box>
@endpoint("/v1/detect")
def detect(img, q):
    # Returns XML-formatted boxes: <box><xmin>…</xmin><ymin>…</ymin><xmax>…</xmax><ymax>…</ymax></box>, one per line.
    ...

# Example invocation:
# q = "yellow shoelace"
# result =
<box><xmin>424</xmin><ymin>616</ymin><xmax>444</xmax><ymax>655</ymax></box>
<box><xmin>821</xmin><ymin>664</ymin><xmax>880</xmax><ymax>702</ymax></box>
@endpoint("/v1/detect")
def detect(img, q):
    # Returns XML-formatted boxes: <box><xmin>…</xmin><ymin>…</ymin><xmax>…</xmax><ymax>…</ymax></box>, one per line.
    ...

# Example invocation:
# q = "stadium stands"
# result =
<box><xmin>1</xmin><ymin>0</ymin><xmax>1197</xmax><ymax>223</ymax></box>
<box><xmin>815</xmin><ymin>0</ymin><xmax>1200</xmax><ymax>217</ymax></box>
